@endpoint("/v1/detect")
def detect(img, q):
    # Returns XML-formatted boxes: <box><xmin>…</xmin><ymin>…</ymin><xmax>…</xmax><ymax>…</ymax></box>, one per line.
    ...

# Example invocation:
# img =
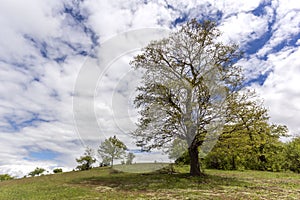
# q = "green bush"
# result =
<box><xmin>28</xmin><ymin>167</ymin><xmax>46</xmax><ymax>177</ymax></box>
<box><xmin>0</xmin><ymin>174</ymin><xmax>14</xmax><ymax>181</ymax></box>
<box><xmin>53</xmin><ymin>168</ymin><xmax>63</xmax><ymax>173</ymax></box>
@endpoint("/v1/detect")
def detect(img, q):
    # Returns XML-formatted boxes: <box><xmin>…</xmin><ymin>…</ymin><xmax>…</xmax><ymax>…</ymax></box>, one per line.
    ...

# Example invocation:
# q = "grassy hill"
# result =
<box><xmin>1</xmin><ymin>163</ymin><xmax>300</xmax><ymax>199</ymax></box>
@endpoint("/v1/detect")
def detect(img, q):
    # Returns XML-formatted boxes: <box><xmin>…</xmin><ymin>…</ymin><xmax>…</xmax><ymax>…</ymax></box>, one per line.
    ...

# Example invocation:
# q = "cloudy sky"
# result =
<box><xmin>0</xmin><ymin>0</ymin><xmax>299</xmax><ymax>177</ymax></box>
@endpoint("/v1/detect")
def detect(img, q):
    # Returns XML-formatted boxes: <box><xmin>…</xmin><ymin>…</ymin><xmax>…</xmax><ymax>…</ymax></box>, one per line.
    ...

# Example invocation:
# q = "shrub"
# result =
<box><xmin>53</xmin><ymin>168</ymin><xmax>63</xmax><ymax>173</ymax></box>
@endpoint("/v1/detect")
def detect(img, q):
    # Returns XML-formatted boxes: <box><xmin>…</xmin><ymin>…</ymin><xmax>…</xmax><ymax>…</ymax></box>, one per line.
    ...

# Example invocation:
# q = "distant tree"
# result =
<box><xmin>28</xmin><ymin>167</ymin><xmax>46</xmax><ymax>177</ymax></box>
<box><xmin>98</xmin><ymin>135</ymin><xmax>127</xmax><ymax>166</ymax></box>
<box><xmin>53</xmin><ymin>168</ymin><xmax>63</xmax><ymax>173</ymax></box>
<box><xmin>0</xmin><ymin>174</ymin><xmax>14</xmax><ymax>181</ymax></box>
<box><xmin>76</xmin><ymin>147</ymin><xmax>96</xmax><ymax>171</ymax></box>
<box><xmin>126</xmin><ymin>152</ymin><xmax>136</xmax><ymax>165</ymax></box>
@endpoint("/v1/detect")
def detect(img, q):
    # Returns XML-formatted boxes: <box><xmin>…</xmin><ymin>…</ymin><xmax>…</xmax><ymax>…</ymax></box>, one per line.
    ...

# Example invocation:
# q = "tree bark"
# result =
<box><xmin>188</xmin><ymin>145</ymin><xmax>203</xmax><ymax>176</ymax></box>
<box><xmin>232</xmin><ymin>155</ymin><xmax>236</xmax><ymax>170</ymax></box>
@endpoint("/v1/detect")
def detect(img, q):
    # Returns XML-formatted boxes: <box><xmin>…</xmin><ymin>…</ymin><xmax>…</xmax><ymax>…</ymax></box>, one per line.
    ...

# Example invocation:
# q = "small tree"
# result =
<box><xmin>28</xmin><ymin>167</ymin><xmax>46</xmax><ymax>177</ymax></box>
<box><xmin>76</xmin><ymin>147</ymin><xmax>96</xmax><ymax>171</ymax></box>
<box><xmin>126</xmin><ymin>152</ymin><xmax>136</xmax><ymax>165</ymax></box>
<box><xmin>98</xmin><ymin>135</ymin><xmax>127</xmax><ymax>166</ymax></box>
<box><xmin>53</xmin><ymin>168</ymin><xmax>63</xmax><ymax>173</ymax></box>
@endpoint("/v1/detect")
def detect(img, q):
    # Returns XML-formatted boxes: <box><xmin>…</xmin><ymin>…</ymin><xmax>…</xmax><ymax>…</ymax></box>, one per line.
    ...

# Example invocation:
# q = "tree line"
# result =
<box><xmin>173</xmin><ymin>134</ymin><xmax>300</xmax><ymax>173</ymax></box>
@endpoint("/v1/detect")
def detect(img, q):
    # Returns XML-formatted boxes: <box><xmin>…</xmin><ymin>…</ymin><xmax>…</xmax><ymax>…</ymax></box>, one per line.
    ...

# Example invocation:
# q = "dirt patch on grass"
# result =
<box><xmin>94</xmin><ymin>185</ymin><xmax>115</xmax><ymax>192</ymax></box>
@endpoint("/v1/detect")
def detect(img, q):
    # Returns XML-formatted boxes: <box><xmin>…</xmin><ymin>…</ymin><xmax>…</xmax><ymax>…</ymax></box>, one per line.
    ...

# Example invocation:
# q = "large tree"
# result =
<box><xmin>98</xmin><ymin>135</ymin><xmax>127</xmax><ymax>166</ymax></box>
<box><xmin>131</xmin><ymin>19</ymin><xmax>245</xmax><ymax>176</ymax></box>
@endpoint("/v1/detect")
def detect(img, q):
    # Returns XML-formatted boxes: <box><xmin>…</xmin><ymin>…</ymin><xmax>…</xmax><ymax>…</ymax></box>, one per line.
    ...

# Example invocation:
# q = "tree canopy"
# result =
<box><xmin>131</xmin><ymin>19</ymin><xmax>255</xmax><ymax>176</ymax></box>
<box><xmin>285</xmin><ymin>137</ymin><xmax>300</xmax><ymax>173</ymax></box>
<box><xmin>204</xmin><ymin>93</ymin><xmax>288</xmax><ymax>171</ymax></box>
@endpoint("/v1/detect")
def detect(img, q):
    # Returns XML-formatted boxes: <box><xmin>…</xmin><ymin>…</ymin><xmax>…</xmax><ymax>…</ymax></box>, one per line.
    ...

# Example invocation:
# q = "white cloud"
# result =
<box><xmin>257</xmin><ymin>0</ymin><xmax>300</xmax><ymax>57</ymax></box>
<box><xmin>0</xmin><ymin>0</ymin><xmax>61</xmax><ymax>36</ymax></box>
<box><xmin>212</xmin><ymin>0</ymin><xmax>261</xmax><ymax>17</ymax></box>
<box><xmin>253</xmin><ymin>47</ymin><xmax>300</xmax><ymax>136</ymax></box>
<box><xmin>0</xmin><ymin>0</ymin><xmax>63</xmax><ymax>62</ymax></box>
<box><xmin>237</xmin><ymin>55</ymin><xmax>272</xmax><ymax>81</ymax></box>
<box><xmin>219</xmin><ymin>12</ymin><xmax>269</xmax><ymax>46</ymax></box>
<box><xmin>82</xmin><ymin>0</ymin><xmax>174</xmax><ymax>41</ymax></box>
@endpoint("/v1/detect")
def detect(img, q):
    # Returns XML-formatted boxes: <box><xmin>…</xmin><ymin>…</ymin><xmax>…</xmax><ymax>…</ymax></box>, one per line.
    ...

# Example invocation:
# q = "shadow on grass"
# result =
<box><xmin>72</xmin><ymin>168</ymin><xmax>250</xmax><ymax>191</ymax></box>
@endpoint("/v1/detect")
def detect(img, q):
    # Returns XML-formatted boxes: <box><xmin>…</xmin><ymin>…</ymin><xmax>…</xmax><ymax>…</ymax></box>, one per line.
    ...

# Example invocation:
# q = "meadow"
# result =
<box><xmin>0</xmin><ymin>164</ymin><xmax>300</xmax><ymax>199</ymax></box>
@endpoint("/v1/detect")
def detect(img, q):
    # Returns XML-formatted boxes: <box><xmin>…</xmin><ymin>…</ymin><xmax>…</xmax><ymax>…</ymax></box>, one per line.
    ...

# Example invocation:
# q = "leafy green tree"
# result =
<box><xmin>53</xmin><ymin>168</ymin><xmax>63</xmax><ymax>173</ymax></box>
<box><xmin>76</xmin><ymin>147</ymin><xmax>96</xmax><ymax>171</ymax></box>
<box><xmin>98</xmin><ymin>135</ymin><xmax>127</xmax><ymax>166</ymax></box>
<box><xmin>205</xmin><ymin>94</ymin><xmax>288</xmax><ymax>171</ymax></box>
<box><xmin>0</xmin><ymin>174</ymin><xmax>14</xmax><ymax>181</ymax></box>
<box><xmin>285</xmin><ymin>137</ymin><xmax>300</xmax><ymax>173</ymax></box>
<box><xmin>131</xmin><ymin>19</ymin><xmax>245</xmax><ymax>176</ymax></box>
<box><xmin>126</xmin><ymin>152</ymin><xmax>136</xmax><ymax>165</ymax></box>
<box><xmin>28</xmin><ymin>167</ymin><xmax>46</xmax><ymax>177</ymax></box>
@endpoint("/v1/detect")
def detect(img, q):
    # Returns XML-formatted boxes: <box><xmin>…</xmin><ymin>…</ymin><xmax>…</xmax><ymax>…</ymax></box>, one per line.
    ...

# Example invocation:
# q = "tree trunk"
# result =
<box><xmin>232</xmin><ymin>155</ymin><xmax>236</xmax><ymax>170</ymax></box>
<box><xmin>188</xmin><ymin>146</ymin><xmax>203</xmax><ymax>176</ymax></box>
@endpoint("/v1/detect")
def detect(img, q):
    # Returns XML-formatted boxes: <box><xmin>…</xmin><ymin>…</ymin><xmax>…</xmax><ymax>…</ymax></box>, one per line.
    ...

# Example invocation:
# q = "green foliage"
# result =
<box><xmin>204</xmin><ymin>96</ymin><xmax>289</xmax><ymax>171</ymax></box>
<box><xmin>76</xmin><ymin>147</ymin><xmax>96</xmax><ymax>171</ymax></box>
<box><xmin>0</xmin><ymin>174</ymin><xmax>14</xmax><ymax>181</ymax></box>
<box><xmin>174</xmin><ymin>150</ymin><xmax>190</xmax><ymax>165</ymax></box>
<box><xmin>125</xmin><ymin>152</ymin><xmax>135</xmax><ymax>165</ymax></box>
<box><xmin>98</xmin><ymin>135</ymin><xmax>127</xmax><ymax>166</ymax></box>
<box><xmin>168</xmin><ymin>92</ymin><xmax>290</xmax><ymax>173</ymax></box>
<box><xmin>53</xmin><ymin>168</ymin><xmax>63</xmax><ymax>173</ymax></box>
<box><xmin>285</xmin><ymin>137</ymin><xmax>300</xmax><ymax>173</ymax></box>
<box><xmin>28</xmin><ymin>167</ymin><xmax>46</xmax><ymax>177</ymax></box>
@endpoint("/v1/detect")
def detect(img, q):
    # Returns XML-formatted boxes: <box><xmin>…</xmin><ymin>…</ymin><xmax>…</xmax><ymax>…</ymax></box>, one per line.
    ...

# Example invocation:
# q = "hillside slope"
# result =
<box><xmin>1</xmin><ymin>164</ymin><xmax>300</xmax><ymax>199</ymax></box>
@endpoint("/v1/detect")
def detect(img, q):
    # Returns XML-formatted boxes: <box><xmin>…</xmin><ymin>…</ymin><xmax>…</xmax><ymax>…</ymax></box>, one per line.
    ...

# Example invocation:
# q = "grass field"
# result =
<box><xmin>0</xmin><ymin>164</ymin><xmax>300</xmax><ymax>199</ymax></box>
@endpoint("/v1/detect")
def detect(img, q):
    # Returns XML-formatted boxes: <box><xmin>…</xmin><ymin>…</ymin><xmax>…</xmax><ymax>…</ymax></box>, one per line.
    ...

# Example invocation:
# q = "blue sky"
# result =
<box><xmin>0</xmin><ymin>0</ymin><xmax>299</xmax><ymax>177</ymax></box>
